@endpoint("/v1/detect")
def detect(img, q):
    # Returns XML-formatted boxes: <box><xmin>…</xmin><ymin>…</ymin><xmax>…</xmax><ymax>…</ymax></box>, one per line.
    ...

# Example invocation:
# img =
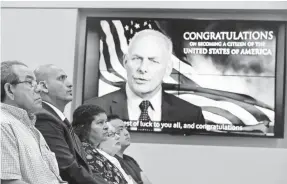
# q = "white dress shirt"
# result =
<box><xmin>43</xmin><ymin>101</ymin><xmax>66</xmax><ymax>121</ymax></box>
<box><xmin>97</xmin><ymin>149</ymin><xmax>135</xmax><ymax>184</ymax></box>
<box><xmin>126</xmin><ymin>83</ymin><xmax>162</xmax><ymax>121</ymax></box>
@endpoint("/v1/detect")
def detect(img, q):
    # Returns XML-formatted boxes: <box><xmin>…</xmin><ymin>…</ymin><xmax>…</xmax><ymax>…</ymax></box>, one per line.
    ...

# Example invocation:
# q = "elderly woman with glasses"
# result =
<box><xmin>72</xmin><ymin>104</ymin><xmax>136</xmax><ymax>184</ymax></box>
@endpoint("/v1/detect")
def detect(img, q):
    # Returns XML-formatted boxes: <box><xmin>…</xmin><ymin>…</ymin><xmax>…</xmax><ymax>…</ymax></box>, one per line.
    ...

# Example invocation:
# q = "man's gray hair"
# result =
<box><xmin>1</xmin><ymin>61</ymin><xmax>27</xmax><ymax>102</ymax></box>
<box><xmin>128</xmin><ymin>29</ymin><xmax>173</xmax><ymax>55</ymax></box>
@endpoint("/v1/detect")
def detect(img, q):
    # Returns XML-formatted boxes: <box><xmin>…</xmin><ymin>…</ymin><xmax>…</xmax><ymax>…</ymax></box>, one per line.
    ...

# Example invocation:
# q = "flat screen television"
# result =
<box><xmin>74</xmin><ymin>9</ymin><xmax>286</xmax><ymax>138</ymax></box>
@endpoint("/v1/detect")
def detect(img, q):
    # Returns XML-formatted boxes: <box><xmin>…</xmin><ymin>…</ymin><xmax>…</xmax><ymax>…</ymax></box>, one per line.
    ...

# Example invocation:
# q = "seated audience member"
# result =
<box><xmin>72</xmin><ymin>104</ymin><xmax>134</xmax><ymax>184</ymax></box>
<box><xmin>1</xmin><ymin>61</ymin><xmax>66</xmax><ymax>184</ymax></box>
<box><xmin>98</xmin><ymin>123</ymin><xmax>137</xmax><ymax>184</ymax></box>
<box><xmin>108</xmin><ymin>115</ymin><xmax>152</xmax><ymax>184</ymax></box>
<box><xmin>34</xmin><ymin>64</ymin><xmax>108</xmax><ymax>184</ymax></box>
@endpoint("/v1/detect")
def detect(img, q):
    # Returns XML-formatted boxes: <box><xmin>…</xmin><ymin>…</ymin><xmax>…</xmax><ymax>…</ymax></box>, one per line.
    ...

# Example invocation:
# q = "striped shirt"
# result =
<box><xmin>0</xmin><ymin>103</ymin><xmax>67</xmax><ymax>184</ymax></box>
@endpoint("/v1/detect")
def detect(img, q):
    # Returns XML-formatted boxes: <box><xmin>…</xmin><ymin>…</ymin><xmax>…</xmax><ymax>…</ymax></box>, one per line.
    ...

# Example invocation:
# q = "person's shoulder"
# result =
<box><xmin>0</xmin><ymin>116</ymin><xmax>13</xmax><ymax>127</ymax></box>
<box><xmin>0</xmin><ymin>112</ymin><xmax>22</xmax><ymax>136</ymax></box>
<box><xmin>84</xmin><ymin>88</ymin><xmax>125</xmax><ymax>105</ymax></box>
<box><xmin>123</xmin><ymin>154</ymin><xmax>137</xmax><ymax>163</ymax></box>
<box><xmin>123</xmin><ymin>154</ymin><xmax>141</xmax><ymax>167</ymax></box>
<box><xmin>0</xmin><ymin>111</ymin><xmax>12</xmax><ymax>124</ymax></box>
<box><xmin>164</xmin><ymin>92</ymin><xmax>202</xmax><ymax>111</ymax></box>
<box><xmin>0</xmin><ymin>110</ymin><xmax>21</xmax><ymax>127</ymax></box>
<box><xmin>35</xmin><ymin>108</ymin><xmax>62</xmax><ymax>127</ymax></box>
<box><xmin>35</xmin><ymin>108</ymin><xmax>55</xmax><ymax>120</ymax></box>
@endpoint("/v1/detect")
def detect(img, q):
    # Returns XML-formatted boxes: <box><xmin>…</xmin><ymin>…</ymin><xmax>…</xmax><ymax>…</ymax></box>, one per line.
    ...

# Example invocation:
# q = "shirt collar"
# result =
<box><xmin>43</xmin><ymin>101</ymin><xmax>66</xmax><ymax>121</ymax></box>
<box><xmin>125</xmin><ymin>83</ymin><xmax>162</xmax><ymax>111</ymax></box>
<box><xmin>0</xmin><ymin>103</ymin><xmax>36</xmax><ymax>126</ymax></box>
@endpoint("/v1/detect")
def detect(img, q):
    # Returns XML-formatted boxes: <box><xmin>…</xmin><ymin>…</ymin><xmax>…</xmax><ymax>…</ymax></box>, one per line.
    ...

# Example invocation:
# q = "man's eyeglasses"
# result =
<box><xmin>11</xmin><ymin>80</ymin><xmax>39</xmax><ymax>89</ymax></box>
<box><xmin>107</xmin><ymin>131</ymin><xmax>120</xmax><ymax>138</ymax></box>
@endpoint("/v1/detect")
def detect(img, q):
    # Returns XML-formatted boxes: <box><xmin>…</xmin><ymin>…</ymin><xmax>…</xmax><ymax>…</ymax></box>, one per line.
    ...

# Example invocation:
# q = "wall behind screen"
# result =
<box><xmin>1</xmin><ymin>2</ymin><xmax>287</xmax><ymax>184</ymax></box>
<box><xmin>1</xmin><ymin>8</ymin><xmax>77</xmax><ymax>118</ymax></box>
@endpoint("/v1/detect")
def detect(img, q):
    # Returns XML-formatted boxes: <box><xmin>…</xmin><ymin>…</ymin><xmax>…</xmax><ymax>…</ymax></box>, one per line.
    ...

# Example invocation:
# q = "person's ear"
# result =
<box><xmin>164</xmin><ymin>56</ymin><xmax>173</xmax><ymax>78</ymax></box>
<box><xmin>123</xmin><ymin>54</ymin><xmax>128</xmax><ymax>69</ymax></box>
<box><xmin>4</xmin><ymin>83</ymin><xmax>16</xmax><ymax>101</ymax></box>
<box><xmin>38</xmin><ymin>81</ymin><xmax>49</xmax><ymax>93</ymax></box>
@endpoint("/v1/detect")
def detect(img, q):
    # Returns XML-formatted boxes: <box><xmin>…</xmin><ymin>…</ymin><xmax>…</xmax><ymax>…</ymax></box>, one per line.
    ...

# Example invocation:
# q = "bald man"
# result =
<box><xmin>85</xmin><ymin>30</ymin><xmax>205</xmax><ymax>133</ymax></box>
<box><xmin>34</xmin><ymin>65</ymin><xmax>109</xmax><ymax>184</ymax></box>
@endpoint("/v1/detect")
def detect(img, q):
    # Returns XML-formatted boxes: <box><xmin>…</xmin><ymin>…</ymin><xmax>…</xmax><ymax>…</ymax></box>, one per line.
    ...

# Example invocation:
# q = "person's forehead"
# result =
<box><xmin>94</xmin><ymin>113</ymin><xmax>107</xmax><ymax>120</ymax></box>
<box><xmin>129</xmin><ymin>35</ymin><xmax>168</xmax><ymax>55</ymax></box>
<box><xmin>49</xmin><ymin>66</ymin><xmax>66</xmax><ymax>76</ymax></box>
<box><xmin>13</xmin><ymin>65</ymin><xmax>36</xmax><ymax>80</ymax></box>
<box><xmin>109</xmin><ymin>119</ymin><xmax>125</xmax><ymax>127</ymax></box>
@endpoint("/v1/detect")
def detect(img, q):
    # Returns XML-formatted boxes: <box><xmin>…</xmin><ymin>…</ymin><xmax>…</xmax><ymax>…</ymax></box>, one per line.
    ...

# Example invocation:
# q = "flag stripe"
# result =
<box><xmin>108</xmin><ymin>20</ymin><xmax>125</xmax><ymax>65</ymax></box>
<box><xmin>177</xmin><ymin>85</ymin><xmax>272</xmax><ymax>110</ymax></box>
<box><xmin>99</xmin><ymin>41</ymin><xmax>124</xmax><ymax>82</ymax></box>
<box><xmin>98</xmin><ymin>79</ymin><xmax>121</xmax><ymax>97</ymax></box>
<box><xmin>202</xmin><ymin>111</ymin><xmax>233</xmax><ymax>125</ymax></box>
<box><xmin>112</xmin><ymin>20</ymin><xmax>128</xmax><ymax>54</ymax></box>
<box><xmin>179</xmin><ymin>91</ymin><xmax>271</xmax><ymax>122</ymax></box>
<box><xmin>101</xmin><ymin>21</ymin><xmax>126</xmax><ymax>80</ymax></box>
<box><xmin>202</xmin><ymin>106</ymin><xmax>244</xmax><ymax>125</ymax></box>
<box><xmin>178</xmin><ymin>93</ymin><xmax>260</xmax><ymax>125</ymax></box>
<box><xmin>255</xmin><ymin>106</ymin><xmax>275</xmax><ymax>126</ymax></box>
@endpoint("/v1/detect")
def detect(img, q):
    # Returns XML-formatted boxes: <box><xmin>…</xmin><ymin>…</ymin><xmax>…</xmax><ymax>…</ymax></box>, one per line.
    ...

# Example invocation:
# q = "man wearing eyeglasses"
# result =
<box><xmin>97</xmin><ymin>122</ymin><xmax>136</xmax><ymax>184</ymax></box>
<box><xmin>108</xmin><ymin>115</ymin><xmax>152</xmax><ymax>184</ymax></box>
<box><xmin>34</xmin><ymin>64</ymin><xmax>109</xmax><ymax>184</ymax></box>
<box><xmin>1</xmin><ymin>61</ymin><xmax>67</xmax><ymax>184</ymax></box>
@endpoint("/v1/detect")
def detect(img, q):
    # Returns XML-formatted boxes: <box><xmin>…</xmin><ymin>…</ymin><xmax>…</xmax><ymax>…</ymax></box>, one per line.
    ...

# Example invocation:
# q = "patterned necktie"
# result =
<box><xmin>139</xmin><ymin>100</ymin><xmax>151</xmax><ymax>122</ymax></box>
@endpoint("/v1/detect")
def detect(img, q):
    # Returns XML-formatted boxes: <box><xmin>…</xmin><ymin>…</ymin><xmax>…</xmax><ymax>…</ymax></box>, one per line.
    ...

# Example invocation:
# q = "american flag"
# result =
<box><xmin>96</xmin><ymin>19</ymin><xmax>274</xmax><ymax>135</ymax></box>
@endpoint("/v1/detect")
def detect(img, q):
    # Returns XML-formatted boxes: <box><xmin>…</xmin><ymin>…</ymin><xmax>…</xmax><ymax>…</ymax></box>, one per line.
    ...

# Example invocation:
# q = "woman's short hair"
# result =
<box><xmin>72</xmin><ymin>104</ymin><xmax>106</xmax><ymax>142</ymax></box>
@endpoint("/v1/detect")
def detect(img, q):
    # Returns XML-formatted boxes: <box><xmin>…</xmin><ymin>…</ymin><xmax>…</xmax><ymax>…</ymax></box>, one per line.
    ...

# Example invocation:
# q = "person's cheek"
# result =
<box><xmin>99</xmin><ymin>127</ymin><xmax>104</xmax><ymax>138</ymax></box>
<box><xmin>126</xmin><ymin>64</ymin><xmax>131</xmax><ymax>73</ymax></box>
<box><xmin>120</xmin><ymin>133</ymin><xmax>125</xmax><ymax>141</ymax></box>
<box><xmin>108</xmin><ymin>140</ymin><xmax>114</xmax><ymax>150</ymax></box>
<box><xmin>93</xmin><ymin>126</ymin><xmax>100</xmax><ymax>138</ymax></box>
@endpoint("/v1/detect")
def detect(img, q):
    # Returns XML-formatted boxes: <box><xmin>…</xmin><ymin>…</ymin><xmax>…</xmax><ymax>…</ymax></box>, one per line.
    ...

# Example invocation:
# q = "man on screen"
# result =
<box><xmin>85</xmin><ymin>29</ymin><xmax>205</xmax><ymax>131</ymax></box>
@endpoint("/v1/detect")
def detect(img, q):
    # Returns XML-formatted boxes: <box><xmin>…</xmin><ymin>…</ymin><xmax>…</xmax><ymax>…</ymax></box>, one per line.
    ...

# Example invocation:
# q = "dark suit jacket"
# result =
<box><xmin>85</xmin><ymin>87</ymin><xmax>205</xmax><ymax>133</ymax></box>
<box><xmin>35</xmin><ymin>102</ymin><xmax>108</xmax><ymax>184</ymax></box>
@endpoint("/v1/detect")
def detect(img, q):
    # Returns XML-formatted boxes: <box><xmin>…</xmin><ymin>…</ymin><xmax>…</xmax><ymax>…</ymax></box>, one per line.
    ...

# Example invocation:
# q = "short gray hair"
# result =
<box><xmin>128</xmin><ymin>29</ymin><xmax>173</xmax><ymax>56</ymax></box>
<box><xmin>1</xmin><ymin>61</ymin><xmax>27</xmax><ymax>102</ymax></box>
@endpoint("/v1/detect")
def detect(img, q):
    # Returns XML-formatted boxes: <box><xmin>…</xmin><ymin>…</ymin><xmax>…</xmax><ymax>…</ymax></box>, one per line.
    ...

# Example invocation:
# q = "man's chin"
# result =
<box><xmin>123</xmin><ymin>142</ymin><xmax>131</xmax><ymax>147</ymax></box>
<box><xmin>34</xmin><ymin>100</ymin><xmax>42</xmax><ymax>106</ymax></box>
<box><xmin>133</xmin><ymin>88</ymin><xmax>153</xmax><ymax>96</ymax></box>
<box><xmin>31</xmin><ymin>104</ymin><xmax>43</xmax><ymax>113</ymax></box>
<box><xmin>65</xmin><ymin>97</ymin><xmax>73</xmax><ymax>103</ymax></box>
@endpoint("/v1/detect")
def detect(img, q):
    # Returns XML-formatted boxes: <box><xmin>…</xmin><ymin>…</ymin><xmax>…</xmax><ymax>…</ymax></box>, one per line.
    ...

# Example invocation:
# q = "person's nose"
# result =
<box><xmin>124</xmin><ymin>129</ymin><xmax>129</xmax><ymax>136</ymax></box>
<box><xmin>103</xmin><ymin>122</ymin><xmax>109</xmax><ymax>131</ymax></box>
<box><xmin>34</xmin><ymin>84</ymin><xmax>42</xmax><ymax>93</ymax></box>
<box><xmin>66</xmin><ymin>79</ymin><xmax>73</xmax><ymax>89</ymax></box>
<box><xmin>137</xmin><ymin>59</ymin><xmax>148</xmax><ymax>73</ymax></box>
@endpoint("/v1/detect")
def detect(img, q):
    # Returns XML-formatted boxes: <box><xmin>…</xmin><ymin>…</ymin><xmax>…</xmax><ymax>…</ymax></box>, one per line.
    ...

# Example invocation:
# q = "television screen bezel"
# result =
<box><xmin>72</xmin><ymin>9</ymin><xmax>286</xmax><ymax>139</ymax></box>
